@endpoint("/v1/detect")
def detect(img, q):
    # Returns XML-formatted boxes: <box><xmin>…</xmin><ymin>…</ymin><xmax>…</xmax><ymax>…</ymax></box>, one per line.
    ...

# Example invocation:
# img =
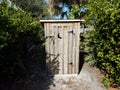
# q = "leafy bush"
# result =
<box><xmin>84</xmin><ymin>0</ymin><xmax>120</xmax><ymax>87</ymax></box>
<box><xmin>0</xmin><ymin>2</ymin><xmax>44</xmax><ymax>77</ymax></box>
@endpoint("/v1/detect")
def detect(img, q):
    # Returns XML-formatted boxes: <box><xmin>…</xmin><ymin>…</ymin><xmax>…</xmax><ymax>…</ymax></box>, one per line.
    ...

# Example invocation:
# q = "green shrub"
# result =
<box><xmin>84</xmin><ymin>0</ymin><xmax>120</xmax><ymax>87</ymax></box>
<box><xmin>0</xmin><ymin>2</ymin><xmax>44</xmax><ymax>77</ymax></box>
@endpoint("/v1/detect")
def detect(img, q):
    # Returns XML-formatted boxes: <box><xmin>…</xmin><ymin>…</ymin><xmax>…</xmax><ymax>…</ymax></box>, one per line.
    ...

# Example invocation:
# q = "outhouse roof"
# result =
<box><xmin>40</xmin><ymin>19</ymin><xmax>84</xmax><ymax>23</ymax></box>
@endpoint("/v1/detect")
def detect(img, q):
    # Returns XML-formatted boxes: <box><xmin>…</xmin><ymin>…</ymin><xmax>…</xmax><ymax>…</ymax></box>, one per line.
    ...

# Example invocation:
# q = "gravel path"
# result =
<box><xmin>0</xmin><ymin>52</ymin><xmax>107</xmax><ymax>90</ymax></box>
<box><xmin>14</xmin><ymin>62</ymin><xmax>107</xmax><ymax>90</ymax></box>
<box><xmin>49</xmin><ymin>62</ymin><xmax>107</xmax><ymax>90</ymax></box>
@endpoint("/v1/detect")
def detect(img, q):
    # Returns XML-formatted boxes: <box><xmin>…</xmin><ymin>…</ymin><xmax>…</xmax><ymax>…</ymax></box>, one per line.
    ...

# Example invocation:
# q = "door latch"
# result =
<box><xmin>68</xmin><ymin>62</ymin><xmax>73</xmax><ymax>65</ymax></box>
<box><xmin>46</xmin><ymin>36</ymin><xmax>54</xmax><ymax>39</ymax></box>
<box><xmin>68</xmin><ymin>30</ymin><xmax>75</xmax><ymax>35</ymax></box>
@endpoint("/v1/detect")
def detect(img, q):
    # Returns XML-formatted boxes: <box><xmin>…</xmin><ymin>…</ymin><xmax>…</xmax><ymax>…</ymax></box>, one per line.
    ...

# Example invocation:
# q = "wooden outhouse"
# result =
<box><xmin>40</xmin><ymin>20</ymin><xmax>81</xmax><ymax>75</ymax></box>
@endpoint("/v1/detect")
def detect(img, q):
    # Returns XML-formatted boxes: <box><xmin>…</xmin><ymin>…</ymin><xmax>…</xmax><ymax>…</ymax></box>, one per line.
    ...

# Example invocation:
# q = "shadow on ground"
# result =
<box><xmin>79</xmin><ymin>50</ymin><xmax>88</xmax><ymax>74</ymax></box>
<box><xmin>1</xmin><ymin>49</ymin><xmax>87</xmax><ymax>90</ymax></box>
<box><xmin>0</xmin><ymin>50</ymin><xmax>55</xmax><ymax>90</ymax></box>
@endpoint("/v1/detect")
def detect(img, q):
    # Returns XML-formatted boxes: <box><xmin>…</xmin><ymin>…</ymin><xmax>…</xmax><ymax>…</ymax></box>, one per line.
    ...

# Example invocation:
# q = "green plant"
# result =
<box><xmin>84</xmin><ymin>0</ymin><xmax>120</xmax><ymax>88</ymax></box>
<box><xmin>0</xmin><ymin>2</ymin><xmax>44</xmax><ymax>78</ymax></box>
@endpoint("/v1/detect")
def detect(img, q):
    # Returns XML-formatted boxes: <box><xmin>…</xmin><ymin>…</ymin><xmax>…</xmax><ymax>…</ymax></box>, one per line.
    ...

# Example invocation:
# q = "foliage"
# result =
<box><xmin>0</xmin><ymin>2</ymin><xmax>44</xmax><ymax>78</ymax></box>
<box><xmin>11</xmin><ymin>0</ymin><xmax>50</xmax><ymax>19</ymax></box>
<box><xmin>69</xmin><ymin>5</ymin><xmax>80</xmax><ymax>19</ymax></box>
<box><xmin>69</xmin><ymin>1</ymin><xmax>88</xmax><ymax>19</ymax></box>
<box><xmin>84</xmin><ymin>0</ymin><xmax>120</xmax><ymax>88</ymax></box>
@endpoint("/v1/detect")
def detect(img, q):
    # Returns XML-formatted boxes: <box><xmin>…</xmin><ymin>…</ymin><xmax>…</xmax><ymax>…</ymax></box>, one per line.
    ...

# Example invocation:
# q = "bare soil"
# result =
<box><xmin>0</xmin><ymin>52</ymin><xmax>107</xmax><ymax>90</ymax></box>
<box><xmin>1</xmin><ymin>62</ymin><xmax>107</xmax><ymax>90</ymax></box>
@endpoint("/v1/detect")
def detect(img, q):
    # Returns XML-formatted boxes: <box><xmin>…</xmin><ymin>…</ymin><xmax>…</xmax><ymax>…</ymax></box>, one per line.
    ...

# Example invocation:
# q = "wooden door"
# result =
<box><xmin>44</xmin><ymin>22</ymin><xmax>80</xmax><ymax>75</ymax></box>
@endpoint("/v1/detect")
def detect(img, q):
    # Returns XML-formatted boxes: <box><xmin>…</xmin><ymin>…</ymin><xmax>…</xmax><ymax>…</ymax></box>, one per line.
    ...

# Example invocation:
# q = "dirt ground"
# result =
<box><xmin>0</xmin><ymin>51</ymin><xmax>108</xmax><ymax>90</ymax></box>
<box><xmin>1</xmin><ymin>62</ymin><xmax>107</xmax><ymax>90</ymax></box>
<box><xmin>48</xmin><ymin>62</ymin><xmax>107</xmax><ymax>90</ymax></box>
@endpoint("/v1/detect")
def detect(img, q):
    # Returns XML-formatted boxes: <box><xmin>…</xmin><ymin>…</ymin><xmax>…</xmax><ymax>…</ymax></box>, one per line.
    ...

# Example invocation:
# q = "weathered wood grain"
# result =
<box><xmin>45</xmin><ymin>23</ymin><xmax>50</xmax><ymax>74</ymax></box>
<box><xmin>53</xmin><ymin>24</ymin><xmax>59</xmax><ymax>74</ymax></box>
<box><xmin>41</xmin><ymin>20</ymin><xmax>81</xmax><ymax>75</ymax></box>
<box><xmin>57</xmin><ymin>25</ymin><xmax>63</xmax><ymax>74</ymax></box>
<box><xmin>68</xmin><ymin>24</ymin><xmax>73</xmax><ymax>74</ymax></box>
<box><xmin>75</xmin><ymin>22</ymin><xmax>80</xmax><ymax>74</ymax></box>
<box><xmin>63</xmin><ymin>24</ymin><xmax>69</xmax><ymax>74</ymax></box>
<box><xmin>72</xmin><ymin>23</ymin><xmax>76</xmax><ymax>74</ymax></box>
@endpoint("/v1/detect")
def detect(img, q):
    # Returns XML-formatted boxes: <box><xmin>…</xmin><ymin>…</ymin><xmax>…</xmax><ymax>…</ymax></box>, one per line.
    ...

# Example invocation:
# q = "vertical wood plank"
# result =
<box><xmin>45</xmin><ymin>23</ymin><xmax>50</xmax><ymax>74</ymax></box>
<box><xmin>49</xmin><ymin>23</ymin><xmax>55</xmax><ymax>74</ymax></box>
<box><xmin>68</xmin><ymin>26</ymin><xmax>70</xmax><ymax>74</ymax></box>
<box><xmin>53</xmin><ymin>24</ymin><xmax>59</xmax><ymax>74</ymax></box>
<box><xmin>62</xmin><ymin>25</ymin><xmax>64</xmax><ymax>74</ymax></box>
<box><xmin>52</xmin><ymin>24</ymin><xmax>57</xmax><ymax>74</ymax></box>
<box><xmin>75</xmin><ymin>22</ymin><xmax>80</xmax><ymax>74</ymax></box>
<box><xmin>57</xmin><ymin>25</ymin><xmax>63</xmax><ymax>74</ymax></box>
<box><xmin>68</xmin><ymin>24</ymin><xmax>73</xmax><ymax>74</ymax></box>
<box><xmin>44</xmin><ymin>23</ymin><xmax>47</xmax><ymax>72</ymax></box>
<box><xmin>44</xmin><ymin>23</ymin><xmax>46</xmax><ymax>37</ymax></box>
<box><xmin>63</xmin><ymin>25</ymin><xmax>69</xmax><ymax>74</ymax></box>
<box><xmin>72</xmin><ymin>23</ymin><xmax>76</xmax><ymax>74</ymax></box>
